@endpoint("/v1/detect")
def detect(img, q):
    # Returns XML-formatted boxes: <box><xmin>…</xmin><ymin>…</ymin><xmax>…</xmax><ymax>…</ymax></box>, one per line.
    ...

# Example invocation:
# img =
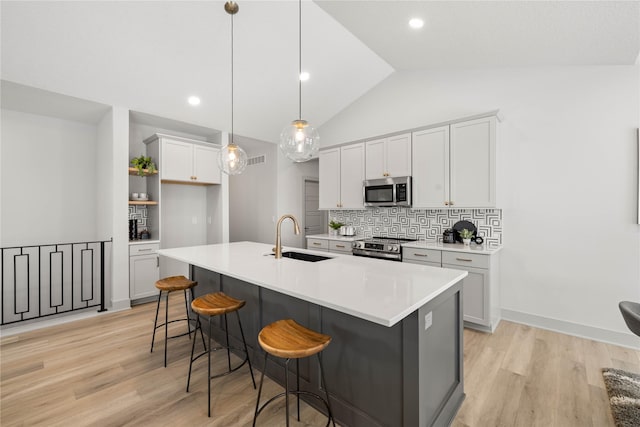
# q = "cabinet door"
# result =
<box><xmin>329</xmin><ymin>240</ymin><xmax>351</xmax><ymax>254</ymax></box>
<box><xmin>386</xmin><ymin>133</ymin><xmax>412</xmax><ymax>177</ymax></box>
<box><xmin>450</xmin><ymin>117</ymin><xmax>496</xmax><ymax>207</ymax></box>
<box><xmin>412</xmin><ymin>126</ymin><xmax>450</xmax><ymax>208</ymax></box>
<box><xmin>443</xmin><ymin>264</ymin><xmax>489</xmax><ymax>326</ymax></box>
<box><xmin>307</xmin><ymin>238</ymin><xmax>329</xmax><ymax>251</ymax></box>
<box><xmin>161</xmin><ymin>139</ymin><xmax>193</xmax><ymax>182</ymax></box>
<box><xmin>130</xmin><ymin>254</ymin><xmax>160</xmax><ymax>300</ymax></box>
<box><xmin>365</xmin><ymin>138</ymin><xmax>386</xmax><ymax>179</ymax></box>
<box><xmin>340</xmin><ymin>143</ymin><xmax>365</xmax><ymax>209</ymax></box>
<box><xmin>319</xmin><ymin>148</ymin><xmax>341</xmax><ymax>209</ymax></box>
<box><xmin>193</xmin><ymin>145</ymin><xmax>220</xmax><ymax>184</ymax></box>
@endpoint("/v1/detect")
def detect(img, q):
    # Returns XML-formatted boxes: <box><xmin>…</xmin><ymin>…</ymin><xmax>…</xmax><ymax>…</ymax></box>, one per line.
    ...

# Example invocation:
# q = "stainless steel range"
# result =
<box><xmin>351</xmin><ymin>236</ymin><xmax>417</xmax><ymax>261</ymax></box>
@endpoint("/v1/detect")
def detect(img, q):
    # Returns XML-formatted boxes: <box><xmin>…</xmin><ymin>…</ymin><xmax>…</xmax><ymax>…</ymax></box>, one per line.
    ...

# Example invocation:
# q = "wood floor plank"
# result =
<box><xmin>2</xmin><ymin>299</ymin><xmax>639</xmax><ymax>427</ymax></box>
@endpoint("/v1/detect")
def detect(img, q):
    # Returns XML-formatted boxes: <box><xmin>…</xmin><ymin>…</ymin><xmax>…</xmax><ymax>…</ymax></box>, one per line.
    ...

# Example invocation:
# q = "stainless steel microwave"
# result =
<box><xmin>363</xmin><ymin>176</ymin><xmax>412</xmax><ymax>207</ymax></box>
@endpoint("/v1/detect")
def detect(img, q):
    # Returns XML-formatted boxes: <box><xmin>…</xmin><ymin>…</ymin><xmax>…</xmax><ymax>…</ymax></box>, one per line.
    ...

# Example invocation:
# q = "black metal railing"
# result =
<box><xmin>1</xmin><ymin>239</ymin><xmax>112</xmax><ymax>326</ymax></box>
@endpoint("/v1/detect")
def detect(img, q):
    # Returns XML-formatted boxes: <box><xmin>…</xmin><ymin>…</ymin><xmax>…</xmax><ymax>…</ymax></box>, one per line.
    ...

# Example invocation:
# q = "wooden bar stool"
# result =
<box><xmin>186</xmin><ymin>292</ymin><xmax>256</xmax><ymax>417</ymax></box>
<box><xmin>150</xmin><ymin>275</ymin><xmax>201</xmax><ymax>367</ymax></box>
<box><xmin>253</xmin><ymin>319</ymin><xmax>335</xmax><ymax>427</ymax></box>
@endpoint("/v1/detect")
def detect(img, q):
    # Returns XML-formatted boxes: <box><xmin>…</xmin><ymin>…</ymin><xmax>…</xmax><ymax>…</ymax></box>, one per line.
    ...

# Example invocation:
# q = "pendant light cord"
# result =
<box><xmin>231</xmin><ymin>11</ymin><xmax>235</xmax><ymax>142</ymax></box>
<box><xmin>298</xmin><ymin>0</ymin><xmax>302</xmax><ymax>121</ymax></box>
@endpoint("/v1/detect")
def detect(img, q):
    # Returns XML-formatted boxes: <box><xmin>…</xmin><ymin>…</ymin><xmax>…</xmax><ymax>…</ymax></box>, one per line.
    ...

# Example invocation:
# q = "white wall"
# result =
<box><xmin>319</xmin><ymin>66</ymin><xmax>640</xmax><ymax>347</ymax></box>
<box><xmin>229</xmin><ymin>141</ymin><xmax>277</xmax><ymax>245</ymax></box>
<box><xmin>110</xmin><ymin>107</ymin><xmax>131</xmax><ymax>310</ymax></box>
<box><xmin>277</xmin><ymin>153</ymin><xmax>320</xmax><ymax>249</ymax></box>
<box><xmin>1</xmin><ymin>109</ymin><xmax>99</xmax><ymax>246</ymax></box>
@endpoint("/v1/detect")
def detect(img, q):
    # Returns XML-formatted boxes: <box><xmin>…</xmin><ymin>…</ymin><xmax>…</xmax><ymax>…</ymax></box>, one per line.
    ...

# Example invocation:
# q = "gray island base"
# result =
<box><xmin>190</xmin><ymin>266</ymin><xmax>465</xmax><ymax>427</ymax></box>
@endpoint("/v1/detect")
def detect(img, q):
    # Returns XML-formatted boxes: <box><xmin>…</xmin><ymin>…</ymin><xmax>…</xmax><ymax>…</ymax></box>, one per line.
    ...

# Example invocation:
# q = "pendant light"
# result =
<box><xmin>218</xmin><ymin>1</ymin><xmax>248</xmax><ymax>175</ymax></box>
<box><xmin>279</xmin><ymin>0</ymin><xmax>319</xmax><ymax>162</ymax></box>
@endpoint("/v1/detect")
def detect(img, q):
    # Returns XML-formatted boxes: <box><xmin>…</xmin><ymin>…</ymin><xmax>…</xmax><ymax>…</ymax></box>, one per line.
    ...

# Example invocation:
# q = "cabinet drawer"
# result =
<box><xmin>442</xmin><ymin>251</ymin><xmax>489</xmax><ymax>269</ymax></box>
<box><xmin>307</xmin><ymin>238</ymin><xmax>329</xmax><ymax>251</ymax></box>
<box><xmin>402</xmin><ymin>248</ymin><xmax>442</xmax><ymax>264</ymax></box>
<box><xmin>329</xmin><ymin>240</ymin><xmax>352</xmax><ymax>253</ymax></box>
<box><xmin>130</xmin><ymin>243</ymin><xmax>160</xmax><ymax>256</ymax></box>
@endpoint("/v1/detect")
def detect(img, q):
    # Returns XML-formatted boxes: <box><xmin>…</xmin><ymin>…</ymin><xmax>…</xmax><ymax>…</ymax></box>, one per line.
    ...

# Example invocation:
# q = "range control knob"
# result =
<box><xmin>352</xmin><ymin>241</ymin><xmax>362</xmax><ymax>249</ymax></box>
<box><xmin>388</xmin><ymin>245</ymin><xmax>398</xmax><ymax>252</ymax></box>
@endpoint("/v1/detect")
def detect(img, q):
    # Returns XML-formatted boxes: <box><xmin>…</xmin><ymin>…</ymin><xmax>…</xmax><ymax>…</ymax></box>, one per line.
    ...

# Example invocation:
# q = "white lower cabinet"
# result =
<box><xmin>441</xmin><ymin>251</ymin><xmax>499</xmax><ymax>332</ymax></box>
<box><xmin>402</xmin><ymin>247</ymin><xmax>442</xmax><ymax>268</ymax></box>
<box><xmin>306</xmin><ymin>238</ymin><xmax>329</xmax><ymax>252</ymax></box>
<box><xmin>306</xmin><ymin>237</ymin><xmax>353</xmax><ymax>255</ymax></box>
<box><xmin>403</xmin><ymin>247</ymin><xmax>500</xmax><ymax>332</ymax></box>
<box><xmin>130</xmin><ymin>243</ymin><xmax>160</xmax><ymax>301</ymax></box>
<box><xmin>329</xmin><ymin>240</ymin><xmax>352</xmax><ymax>254</ymax></box>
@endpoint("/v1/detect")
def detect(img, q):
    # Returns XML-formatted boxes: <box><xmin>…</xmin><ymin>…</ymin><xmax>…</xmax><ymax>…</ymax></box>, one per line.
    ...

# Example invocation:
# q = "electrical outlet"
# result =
<box><xmin>424</xmin><ymin>311</ymin><xmax>433</xmax><ymax>330</ymax></box>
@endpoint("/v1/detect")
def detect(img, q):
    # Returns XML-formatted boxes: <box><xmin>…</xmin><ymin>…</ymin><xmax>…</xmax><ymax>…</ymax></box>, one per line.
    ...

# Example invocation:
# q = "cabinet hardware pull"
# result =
<box><xmin>138</xmin><ymin>248</ymin><xmax>153</xmax><ymax>252</ymax></box>
<box><xmin>156</xmin><ymin>256</ymin><xmax>159</xmax><ymax>267</ymax></box>
<box><xmin>456</xmin><ymin>257</ymin><xmax>472</xmax><ymax>262</ymax></box>
<box><xmin>444</xmin><ymin>201</ymin><xmax>449</xmax><ymax>206</ymax></box>
<box><xmin>336</xmin><ymin>245</ymin><xmax>345</xmax><ymax>248</ymax></box>
<box><xmin>450</xmin><ymin>201</ymin><xmax>454</xmax><ymax>206</ymax></box>
<box><xmin>414</xmin><ymin>253</ymin><xmax>428</xmax><ymax>257</ymax></box>
<box><xmin>313</xmin><ymin>242</ymin><xmax>321</xmax><ymax>246</ymax></box>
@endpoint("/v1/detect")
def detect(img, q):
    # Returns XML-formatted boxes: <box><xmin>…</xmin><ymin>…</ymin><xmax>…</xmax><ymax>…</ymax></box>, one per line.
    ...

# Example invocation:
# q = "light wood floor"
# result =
<box><xmin>1</xmin><ymin>295</ymin><xmax>638</xmax><ymax>427</ymax></box>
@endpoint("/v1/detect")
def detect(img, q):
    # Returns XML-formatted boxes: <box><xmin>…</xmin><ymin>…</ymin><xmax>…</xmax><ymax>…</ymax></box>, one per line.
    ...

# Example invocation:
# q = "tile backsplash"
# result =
<box><xmin>329</xmin><ymin>208</ymin><xmax>502</xmax><ymax>247</ymax></box>
<box><xmin>128</xmin><ymin>205</ymin><xmax>149</xmax><ymax>228</ymax></box>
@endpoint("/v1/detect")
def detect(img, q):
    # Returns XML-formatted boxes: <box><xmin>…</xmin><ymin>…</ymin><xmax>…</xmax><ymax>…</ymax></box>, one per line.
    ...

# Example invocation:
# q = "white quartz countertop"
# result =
<box><xmin>402</xmin><ymin>241</ymin><xmax>503</xmax><ymax>255</ymax></box>
<box><xmin>306</xmin><ymin>234</ymin><xmax>359</xmax><ymax>242</ymax></box>
<box><xmin>158</xmin><ymin>241</ymin><xmax>467</xmax><ymax>327</ymax></box>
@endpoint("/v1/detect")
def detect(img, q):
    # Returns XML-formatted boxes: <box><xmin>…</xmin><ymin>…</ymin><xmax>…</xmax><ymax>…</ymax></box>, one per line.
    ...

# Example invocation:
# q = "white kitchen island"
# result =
<box><xmin>159</xmin><ymin>241</ymin><xmax>468</xmax><ymax>427</ymax></box>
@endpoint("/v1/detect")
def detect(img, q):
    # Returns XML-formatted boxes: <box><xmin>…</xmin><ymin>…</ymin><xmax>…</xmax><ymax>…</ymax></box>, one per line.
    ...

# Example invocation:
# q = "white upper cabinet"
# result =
<box><xmin>193</xmin><ymin>144</ymin><xmax>220</xmax><ymax>184</ymax></box>
<box><xmin>159</xmin><ymin>138</ymin><xmax>221</xmax><ymax>185</ymax></box>
<box><xmin>365</xmin><ymin>133</ymin><xmax>412</xmax><ymax>179</ymax></box>
<box><xmin>319</xmin><ymin>143</ymin><xmax>365</xmax><ymax>209</ymax></box>
<box><xmin>412</xmin><ymin>126</ymin><xmax>450</xmax><ymax>208</ymax></box>
<box><xmin>319</xmin><ymin>148</ymin><xmax>341</xmax><ymax>209</ymax></box>
<box><xmin>450</xmin><ymin>117</ymin><xmax>496</xmax><ymax>208</ymax></box>
<box><xmin>412</xmin><ymin>116</ymin><xmax>496</xmax><ymax>208</ymax></box>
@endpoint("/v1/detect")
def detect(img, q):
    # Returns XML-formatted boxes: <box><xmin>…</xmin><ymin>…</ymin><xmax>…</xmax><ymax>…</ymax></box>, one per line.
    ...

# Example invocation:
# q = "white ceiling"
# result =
<box><xmin>1</xmin><ymin>1</ymin><xmax>638</xmax><ymax>143</ymax></box>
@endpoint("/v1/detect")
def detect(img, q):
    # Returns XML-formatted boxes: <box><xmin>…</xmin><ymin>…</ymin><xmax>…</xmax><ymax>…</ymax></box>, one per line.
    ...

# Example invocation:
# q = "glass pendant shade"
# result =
<box><xmin>279</xmin><ymin>119</ymin><xmax>320</xmax><ymax>162</ymax></box>
<box><xmin>217</xmin><ymin>142</ymin><xmax>247</xmax><ymax>175</ymax></box>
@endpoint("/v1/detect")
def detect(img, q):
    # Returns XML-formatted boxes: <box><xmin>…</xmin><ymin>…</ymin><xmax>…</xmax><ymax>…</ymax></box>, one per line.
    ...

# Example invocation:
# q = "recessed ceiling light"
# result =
<box><xmin>299</xmin><ymin>72</ymin><xmax>310</xmax><ymax>82</ymax></box>
<box><xmin>188</xmin><ymin>96</ymin><xmax>201</xmax><ymax>106</ymax></box>
<box><xmin>409</xmin><ymin>18</ymin><xmax>424</xmax><ymax>29</ymax></box>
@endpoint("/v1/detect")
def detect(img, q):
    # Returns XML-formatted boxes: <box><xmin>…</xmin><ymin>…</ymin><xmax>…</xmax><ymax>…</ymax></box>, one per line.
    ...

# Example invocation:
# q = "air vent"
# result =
<box><xmin>247</xmin><ymin>154</ymin><xmax>266</xmax><ymax>166</ymax></box>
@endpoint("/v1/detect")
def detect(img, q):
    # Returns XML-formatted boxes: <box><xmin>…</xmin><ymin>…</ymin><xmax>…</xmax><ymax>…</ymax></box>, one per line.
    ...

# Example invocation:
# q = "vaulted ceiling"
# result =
<box><xmin>2</xmin><ymin>1</ymin><xmax>638</xmax><ymax>143</ymax></box>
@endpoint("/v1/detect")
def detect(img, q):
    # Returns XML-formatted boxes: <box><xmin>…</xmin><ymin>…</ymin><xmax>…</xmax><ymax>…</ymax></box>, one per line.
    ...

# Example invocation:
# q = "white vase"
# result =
<box><xmin>462</xmin><ymin>238</ymin><xmax>471</xmax><ymax>246</ymax></box>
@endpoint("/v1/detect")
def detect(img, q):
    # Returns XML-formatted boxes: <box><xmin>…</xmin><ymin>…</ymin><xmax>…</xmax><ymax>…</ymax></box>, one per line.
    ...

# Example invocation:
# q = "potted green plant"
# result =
<box><xmin>131</xmin><ymin>155</ymin><xmax>157</xmax><ymax>176</ymax></box>
<box><xmin>328</xmin><ymin>220</ymin><xmax>345</xmax><ymax>236</ymax></box>
<box><xmin>459</xmin><ymin>228</ymin><xmax>474</xmax><ymax>245</ymax></box>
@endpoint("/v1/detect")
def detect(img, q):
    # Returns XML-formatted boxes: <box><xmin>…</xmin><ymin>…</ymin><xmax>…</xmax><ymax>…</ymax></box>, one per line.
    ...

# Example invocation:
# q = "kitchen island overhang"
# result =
<box><xmin>159</xmin><ymin>242</ymin><xmax>467</xmax><ymax>427</ymax></box>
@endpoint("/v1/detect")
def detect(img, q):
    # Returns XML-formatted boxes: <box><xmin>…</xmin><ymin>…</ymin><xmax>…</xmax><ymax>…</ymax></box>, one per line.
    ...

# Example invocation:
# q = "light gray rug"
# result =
<box><xmin>602</xmin><ymin>368</ymin><xmax>640</xmax><ymax>427</ymax></box>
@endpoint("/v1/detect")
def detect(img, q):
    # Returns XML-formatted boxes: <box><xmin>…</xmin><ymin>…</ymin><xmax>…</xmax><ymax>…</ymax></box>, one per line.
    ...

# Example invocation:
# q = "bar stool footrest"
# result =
<box><xmin>190</xmin><ymin>346</ymin><xmax>251</xmax><ymax>379</ymax></box>
<box><xmin>152</xmin><ymin>317</ymin><xmax>196</xmax><ymax>341</ymax></box>
<box><xmin>255</xmin><ymin>390</ymin><xmax>333</xmax><ymax>427</ymax></box>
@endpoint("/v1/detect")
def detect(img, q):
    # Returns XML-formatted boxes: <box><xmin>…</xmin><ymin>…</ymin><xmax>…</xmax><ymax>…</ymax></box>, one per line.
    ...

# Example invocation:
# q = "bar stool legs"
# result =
<box><xmin>186</xmin><ymin>292</ymin><xmax>256</xmax><ymax>417</ymax></box>
<box><xmin>150</xmin><ymin>276</ymin><xmax>200</xmax><ymax>367</ymax></box>
<box><xmin>253</xmin><ymin>319</ymin><xmax>335</xmax><ymax>427</ymax></box>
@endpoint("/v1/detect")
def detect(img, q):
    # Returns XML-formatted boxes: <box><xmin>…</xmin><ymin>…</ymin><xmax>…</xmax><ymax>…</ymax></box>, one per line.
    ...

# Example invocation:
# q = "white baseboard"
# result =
<box><xmin>111</xmin><ymin>298</ymin><xmax>131</xmax><ymax>311</ymax></box>
<box><xmin>501</xmin><ymin>309</ymin><xmax>640</xmax><ymax>350</ymax></box>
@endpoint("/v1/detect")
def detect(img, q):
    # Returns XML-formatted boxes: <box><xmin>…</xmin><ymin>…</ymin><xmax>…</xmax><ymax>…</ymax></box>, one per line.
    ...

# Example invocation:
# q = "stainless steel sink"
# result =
<box><xmin>271</xmin><ymin>251</ymin><xmax>332</xmax><ymax>262</ymax></box>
